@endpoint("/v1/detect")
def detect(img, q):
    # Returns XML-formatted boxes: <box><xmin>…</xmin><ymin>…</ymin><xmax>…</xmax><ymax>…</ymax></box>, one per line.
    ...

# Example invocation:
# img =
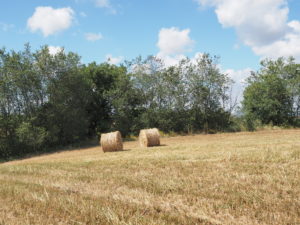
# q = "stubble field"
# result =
<box><xmin>0</xmin><ymin>129</ymin><xmax>299</xmax><ymax>225</ymax></box>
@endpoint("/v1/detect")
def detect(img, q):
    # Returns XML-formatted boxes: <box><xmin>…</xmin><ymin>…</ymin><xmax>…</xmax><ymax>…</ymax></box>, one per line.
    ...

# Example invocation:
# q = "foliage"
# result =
<box><xmin>16</xmin><ymin>121</ymin><xmax>47</xmax><ymax>153</ymax></box>
<box><xmin>128</xmin><ymin>54</ymin><xmax>234</xmax><ymax>134</ymax></box>
<box><xmin>82</xmin><ymin>62</ymin><xmax>120</xmax><ymax>136</ymax></box>
<box><xmin>242</xmin><ymin>57</ymin><xmax>300</xmax><ymax>128</ymax></box>
<box><xmin>0</xmin><ymin>45</ymin><xmax>92</xmax><ymax>158</ymax></box>
<box><xmin>0</xmin><ymin>44</ymin><xmax>243</xmax><ymax>159</ymax></box>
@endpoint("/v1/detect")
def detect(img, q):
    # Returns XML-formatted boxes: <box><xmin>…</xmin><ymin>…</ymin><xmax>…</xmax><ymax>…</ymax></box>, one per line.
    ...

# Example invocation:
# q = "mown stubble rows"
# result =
<box><xmin>0</xmin><ymin>129</ymin><xmax>299</xmax><ymax>225</ymax></box>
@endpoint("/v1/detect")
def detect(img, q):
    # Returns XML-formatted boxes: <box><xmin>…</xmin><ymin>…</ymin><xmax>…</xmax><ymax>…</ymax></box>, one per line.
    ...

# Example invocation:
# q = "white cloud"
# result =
<box><xmin>196</xmin><ymin>0</ymin><xmax>300</xmax><ymax>61</ymax></box>
<box><xmin>156</xmin><ymin>27</ymin><xmax>195</xmax><ymax>66</ymax></box>
<box><xmin>289</xmin><ymin>20</ymin><xmax>300</xmax><ymax>33</ymax></box>
<box><xmin>48</xmin><ymin>46</ymin><xmax>63</xmax><ymax>55</ymax></box>
<box><xmin>95</xmin><ymin>0</ymin><xmax>117</xmax><ymax>14</ymax></box>
<box><xmin>157</xmin><ymin>27</ymin><xmax>194</xmax><ymax>56</ymax></box>
<box><xmin>252</xmin><ymin>20</ymin><xmax>300</xmax><ymax>60</ymax></box>
<box><xmin>190</xmin><ymin>52</ymin><xmax>204</xmax><ymax>64</ymax></box>
<box><xmin>27</xmin><ymin>6</ymin><xmax>74</xmax><ymax>37</ymax></box>
<box><xmin>156</xmin><ymin>53</ymin><xmax>186</xmax><ymax>67</ymax></box>
<box><xmin>225</xmin><ymin>68</ymin><xmax>251</xmax><ymax>85</ymax></box>
<box><xmin>85</xmin><ymin>32</ymin><xmax>103</xmax><ymax>41</ymax></box>
<box><xmin>106</xmin><ymin>54</ymin><xmax>124</xmax><ymax>64</ymax></box>
<box><xmin>224</xmin><ymin>68</ymin><xmax>252</xmax><ymax>103</ymax></box>
<box><xmin>252</xmin><ymin>33</ymin><xmax>300</xmax><ymax>60</ymax></box>
<box><xmin>198</xmin><ymin>0</ymin><xmax>289</xmax><ymax>45</ymax></box>
<box><xmin>156</xmin><ymin>52</ymin><xmax>206</xmax><ymax>68</ymax></box>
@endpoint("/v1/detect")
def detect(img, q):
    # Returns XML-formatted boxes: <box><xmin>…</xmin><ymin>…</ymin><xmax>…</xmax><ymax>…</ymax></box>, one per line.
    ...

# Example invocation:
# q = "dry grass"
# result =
<box><xmin>0</xmin><ymin>129</ymin><xmax>299</xmax><ymax>225</ymax></box>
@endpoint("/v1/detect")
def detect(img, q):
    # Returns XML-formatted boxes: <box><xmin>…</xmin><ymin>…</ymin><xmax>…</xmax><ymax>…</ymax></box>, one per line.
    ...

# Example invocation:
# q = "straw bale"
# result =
<box><xmin>139</xmin><ymin>128</ymin><xmax>160</xmax><ymax>147</ymax></box>
<box><xmin>100</xmin><ymin>131</ymin><xmax>123</xmax><ymax>152</ymax></box>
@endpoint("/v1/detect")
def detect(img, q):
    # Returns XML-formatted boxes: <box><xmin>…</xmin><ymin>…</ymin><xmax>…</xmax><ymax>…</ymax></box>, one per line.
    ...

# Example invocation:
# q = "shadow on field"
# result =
<box><xmin>1</xmin><ymin>137</ymin><xmax>100</xmax><ymax>163</ymax></box>
<box><xmin>103</xmin><ymin>149</ymin><xmax>131</xmax><ymax>153</ymax></box>
<box><xmin>1</xmin><ymin>138</ymin><xmax>168</xmax><ymax>163</ymax></box>
<box><xmin>141</xmin><ymin>144</ymin><xmax>168</xmax><ymax>148</ymax></box>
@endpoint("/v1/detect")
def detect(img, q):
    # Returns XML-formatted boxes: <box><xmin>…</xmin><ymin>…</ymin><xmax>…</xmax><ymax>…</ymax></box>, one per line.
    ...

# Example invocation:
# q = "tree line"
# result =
<box><xmin>0</xmin><ymin>44</ymin><xmax>299</xmax><ymax>159</ymax></box>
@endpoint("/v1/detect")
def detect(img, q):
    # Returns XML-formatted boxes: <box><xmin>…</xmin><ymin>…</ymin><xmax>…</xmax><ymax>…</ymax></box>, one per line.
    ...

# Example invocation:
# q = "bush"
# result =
<box><xmin>16</xmin><ymin>122</ymin><xmax>48</xmax><ymax>154</ymax></box>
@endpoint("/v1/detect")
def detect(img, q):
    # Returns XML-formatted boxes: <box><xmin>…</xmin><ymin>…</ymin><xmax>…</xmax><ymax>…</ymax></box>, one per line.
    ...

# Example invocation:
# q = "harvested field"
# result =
<box><xmin>0</xmin><ymin>129</ymin><xmax>300</xmax><ymax>225</ymax></box>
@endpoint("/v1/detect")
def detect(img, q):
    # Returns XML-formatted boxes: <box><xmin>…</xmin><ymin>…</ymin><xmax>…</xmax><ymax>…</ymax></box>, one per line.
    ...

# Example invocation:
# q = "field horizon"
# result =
<box><xmin>1</xmin><ymin>129</ymin><xmax>300</xmax><ymax>224</ymax></box>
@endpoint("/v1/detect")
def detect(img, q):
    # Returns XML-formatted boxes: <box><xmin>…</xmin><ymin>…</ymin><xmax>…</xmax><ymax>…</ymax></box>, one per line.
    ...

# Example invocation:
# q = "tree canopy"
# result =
<box><xmin>243</xmin><ymin>57</ymin><xmax>300</xmax><ymax>128</ymax></box>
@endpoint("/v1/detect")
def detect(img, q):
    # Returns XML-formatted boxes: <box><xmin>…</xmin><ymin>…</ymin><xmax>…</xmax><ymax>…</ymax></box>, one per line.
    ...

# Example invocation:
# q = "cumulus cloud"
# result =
<box><xmin>224</xmin><ymin>68</ymin><xmax>252</xmax><ymax>103</ymax></box>
<box><xmin>156</xmin><ymin>53</ymin><xmax>186</xmax><ymax>67</ymax></box>
<box><xmin>156</xmin><ymin>27</ymin><xmax>195</xmax><ymax>66</ymax></box>
<box><xmin>289</xmin><ymin>20</ymin><xmax>300</xmax><ymax>33</ymax></box>
<box><xmin>252</xmin><ymin>21</ymin><xmax>300</xmax><ymax>59</ymax></box>
<box><xmin>157</xmin><ymin>27</ymin><xmax>194</xmax><ymax>56</ymax></box>
<box><xmin>85</xmin><ymin>32</ymin><xmax>103</xmax><ymax>41</ymax></box>
<box><xmin>27</xmin><ymin>6</ymin><xmax>74</xmax><ymax>37</ymax></box>
<box><xmin>225</xmin><ymin>68</ymin><xmax>251</xmax><ymax>85</ymax></box>
<box><xmin>196</xmin><ymin>0</ymin><xmax>300</xmax><ymax>61</ymax></box>
<box><xmin>252</xmin><ymin>36</ymin><xmax>300</xmax><ymax>60</ymax></box>
<box><xmin>106</xmin><ymin>54</ymin><xmax>124</xmax><ymax>64</ymax></box>
<box><xmin>198</xmin><ymin>0</ymin><xmax>289</xmax><ymax>46</ymax></box>
<box><xmin>48</xmin><ymin>46</ymin><xmax>63</xmax><ymax>55</ymax></box>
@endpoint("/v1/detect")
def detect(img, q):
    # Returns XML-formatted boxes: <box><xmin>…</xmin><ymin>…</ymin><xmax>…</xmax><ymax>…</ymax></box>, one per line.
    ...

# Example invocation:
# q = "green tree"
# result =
<box><xmin>128</xmin><ymin>54</ymin><xmax>233</xmax><ymax>133</ymax></box>
<box><xmin>107</xmin><ymin>70</ymin><xmax>144</xmax><ymax>136</ymax></box>
<box><xmin>16</xmin><ymin>121</ymin><xmax>47</xmax><ymax>153</ymax></box>
<box><xmin>0</xmin><ymin>44</ymin><xmax>93</xmax><ymax>158</ymax></box>
<box><xmin>37</xmin><ymin>50</ymin><xmax>91</xmax><ymax>145</ymax></box>
<box><xmin>83</xmin><ymin>62</ymin><xmax>127</xmax><ymax>136</ymax></box>
<box><xmin>242</xmin><ymin>57</ymin><xmax>297</xmax><ymax>127</ymax></box>
<box><xmin>186</xmin><ymin>54</ymin><xmax>232</xmax><ymax>132</ymax></box>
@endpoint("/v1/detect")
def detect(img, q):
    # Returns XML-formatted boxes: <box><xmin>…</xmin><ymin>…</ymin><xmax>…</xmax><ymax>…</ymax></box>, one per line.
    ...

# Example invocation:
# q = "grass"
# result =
<box><xmin>0</xmin><ymin>129</ymin><xmax>299</xmax><ymax>225</ymax></box>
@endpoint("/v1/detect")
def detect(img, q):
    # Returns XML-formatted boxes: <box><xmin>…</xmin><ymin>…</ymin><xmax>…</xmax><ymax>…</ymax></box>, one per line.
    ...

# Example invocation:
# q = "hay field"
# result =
<box><xmin>0</xmin><ymin>130</ymin><xmax>299</xmax><ymax>225</ymax></box>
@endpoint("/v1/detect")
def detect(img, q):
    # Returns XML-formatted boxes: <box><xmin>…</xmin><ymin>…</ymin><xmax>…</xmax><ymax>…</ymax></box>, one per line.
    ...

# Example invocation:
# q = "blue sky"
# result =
<box><xmin>1</xmin><ymin>0</ymin><xmax>300</xmax><ymax>91</ymax></box>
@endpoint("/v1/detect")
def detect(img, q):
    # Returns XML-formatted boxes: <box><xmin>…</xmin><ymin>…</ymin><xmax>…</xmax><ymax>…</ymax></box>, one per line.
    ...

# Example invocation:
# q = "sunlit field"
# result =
<box><xmin>0</xmin><ymin>129</ymin><xmax>299</xmax><ymax>225</ymax></box>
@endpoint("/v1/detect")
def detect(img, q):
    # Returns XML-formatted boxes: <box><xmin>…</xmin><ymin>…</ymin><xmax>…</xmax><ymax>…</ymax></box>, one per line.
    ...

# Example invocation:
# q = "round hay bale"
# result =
<box><xmin>139</xmin><ymin>128</ymin><xmax>160</xmax><ymax>147</ymax></box>
<box><xmin>100</xmin><ymin>131</ymin><xmax>123</xmax><ymax>152</ymax></box>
